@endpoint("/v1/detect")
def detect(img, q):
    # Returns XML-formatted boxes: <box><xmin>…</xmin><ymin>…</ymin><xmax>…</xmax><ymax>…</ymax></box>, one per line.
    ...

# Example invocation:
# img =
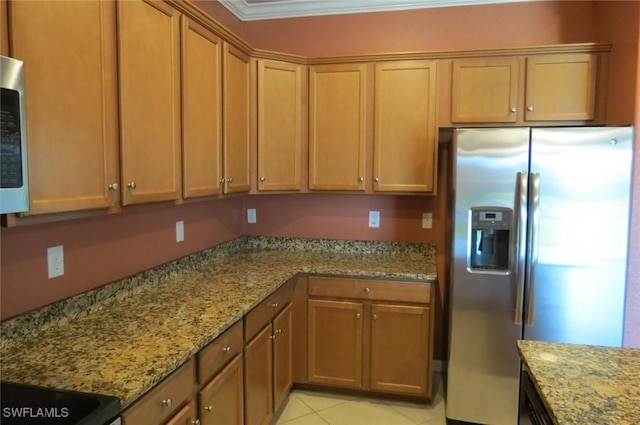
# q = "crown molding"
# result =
<box><xmin>219</xmin><ymin>0</ymin><xmax>536</xmax><ymax>22</ymax></box>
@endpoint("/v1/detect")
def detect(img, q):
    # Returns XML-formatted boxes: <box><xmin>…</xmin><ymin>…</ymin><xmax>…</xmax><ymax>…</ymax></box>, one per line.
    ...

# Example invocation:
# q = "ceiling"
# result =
<box><xmin>218</xmin><ymin>0</ymin><xmax>535</xmax><ymax>21</ymax></box>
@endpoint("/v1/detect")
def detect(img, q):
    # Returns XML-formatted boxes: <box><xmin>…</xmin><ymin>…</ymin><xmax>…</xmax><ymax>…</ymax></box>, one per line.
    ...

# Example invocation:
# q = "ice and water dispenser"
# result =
<box><xmin>468</xmin><ymin>207</ymin><xmax>512</xmax><ymax>271</ymax></box>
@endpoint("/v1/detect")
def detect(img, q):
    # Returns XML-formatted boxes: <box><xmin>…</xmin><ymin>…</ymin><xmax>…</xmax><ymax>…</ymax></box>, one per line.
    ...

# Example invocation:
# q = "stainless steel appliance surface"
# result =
<box><xmin>0</xmin><ymin>381</ymin><xmax>121</xmax><ymax>425</ymax></box>
<box><xmin>446</xmin><ymin>126</ymin><xmax>634</xmax><ymax>425</ymax></box>
<box><xmin>0</xmin><ymin>55</ymin><xmax>29</xmax><ymax>214</ymax></box>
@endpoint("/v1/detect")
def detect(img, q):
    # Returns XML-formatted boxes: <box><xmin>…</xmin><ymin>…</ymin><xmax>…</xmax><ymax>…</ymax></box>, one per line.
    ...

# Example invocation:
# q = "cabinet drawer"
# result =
<box><xmin>308</xmin><ymin>276</ymin><xmax>431</xmax><ymax>304</ymax></box>
<box><xmin>245</xmin><ymin>281</ymin><xmax>293</xmax><ymax>342</ymax></box>
<box><xmin>198</xmin><ymin>320</ymin><xmax>244</xmax><ymax>385</ymax></box>
<box><xmin>122</xmin><ymin>358</ymin><xmax>196</xmax><ymax>425</ymax></box>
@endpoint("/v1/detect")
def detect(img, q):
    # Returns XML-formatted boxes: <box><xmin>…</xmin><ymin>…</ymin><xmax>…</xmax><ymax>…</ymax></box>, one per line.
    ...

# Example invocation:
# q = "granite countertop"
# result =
<box><xmin>517</xmin><ymin>340</ymin><xmax>640</xmax><ymax>425</ymax></box>
<box><xmin>0</xmin><ymin>236</ymin><xmax>437</xmax><ymax>409</ymax></box>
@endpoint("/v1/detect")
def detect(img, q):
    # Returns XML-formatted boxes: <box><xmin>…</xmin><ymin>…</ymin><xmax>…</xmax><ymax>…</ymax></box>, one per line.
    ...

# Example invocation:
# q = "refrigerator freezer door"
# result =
<box><xmin>447</xmin><ymin>128</ymin><xmax>530</xmax><ymax>425</ymax></box>
<box><xmin>526</xmin><ymin>127</ymin><xmax>633</xmax><ymax>347</ymax></box>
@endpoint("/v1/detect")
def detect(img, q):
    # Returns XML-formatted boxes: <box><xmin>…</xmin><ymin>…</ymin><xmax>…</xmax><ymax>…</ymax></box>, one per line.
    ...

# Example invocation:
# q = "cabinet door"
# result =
<box><xmin>118</xmin><ymin>0</ymin><xmax>182</xmax><ymax>205</ymax></box>
<box><xmin>370</xmin><ymin>304</ymin><xmax>430</xmax><ymax>396</ymax></box>
<box><xmin>10</xmin><ymin>0</ymin><xmax>119</xmax><ymax>215</ymax></box>
<box><xmin>257</xmin><ymin>60</ymin><xmax>303</xmax><ymax>191</ymax></box>
<box><xmin>309</xmin><ymin>64</ymin><xmax>367</xmax><ymax>191</ymax></box>
<box><xmin>182</xmin><ymin>17</ymin><xmax>222</xmax><ymax>199</ymax></box>
<box><xmin>307</xmin><ymin>299</ymin><xmax>363</xmax><ymax>388</ymax></box>
<box><xmin>273</xmin><ymin>303</ymin><xmax>293</xmax><ymax>411</ymax></box>
<box><xmin>222</xmin><ymin>43</ymin><xmax>251</xmax><ymax>194</ymax></box>
<box><xmin>244</xmin><ymin>325</ymin><xmax>273</xmax><ymax>425</ymax></box>
<box><xmin>199</xmin><ymin>355</ymin><xmax>244</xmax><ymax>425</ymax></box>
<box><xmin>165</xmin><ymin>400</ymin><xmax>197</xmax><ymax>425</ymax></box>
<box><xmin>374</xmin><ymin>61</ymin><xmax>437</xmax><ymax>193</ymax></box>
<box><xmin>525</xmin><ymin>54</ymin><xmax>596</xmax><ymax>121</ymax></box>
<box><xmin>451</xmin><ymin>58</ymin><xmax>519</xmax><ymax>123</ymax></box>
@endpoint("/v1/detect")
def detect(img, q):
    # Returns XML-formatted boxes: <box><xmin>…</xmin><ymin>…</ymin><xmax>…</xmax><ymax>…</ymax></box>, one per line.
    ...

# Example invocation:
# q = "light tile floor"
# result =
<box><xmin>274</xmin><ymin>374</ymin><xmax>446</xmax><ymax>425</ymax></box>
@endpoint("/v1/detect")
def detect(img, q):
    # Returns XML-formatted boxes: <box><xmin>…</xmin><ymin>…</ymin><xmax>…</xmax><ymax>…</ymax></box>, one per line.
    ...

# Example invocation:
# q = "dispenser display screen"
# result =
<box><xmin>480</xmin><ymin>211</ymin><xmax>502</xmax><ymax>221</ymax></box>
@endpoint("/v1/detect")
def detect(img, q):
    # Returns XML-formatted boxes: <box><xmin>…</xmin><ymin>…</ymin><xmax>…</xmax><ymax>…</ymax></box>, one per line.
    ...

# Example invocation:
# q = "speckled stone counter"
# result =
<box><xmin>0</xmin><ymin>236</ymin><xmax>436</xmax><ymax>409</ymax></box>
<box><xmin>517</xmin><ymin>340</ymin><xmax>640</xmax><ymax>425</ymax></box>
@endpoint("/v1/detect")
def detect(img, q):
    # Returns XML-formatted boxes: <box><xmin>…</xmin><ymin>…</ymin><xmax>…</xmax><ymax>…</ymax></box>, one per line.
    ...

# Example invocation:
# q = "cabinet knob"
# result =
<box><xmin>374</xmin><ymin>177</ymin><xmax>380</xmax><ymax>183</ymax></box>
<box><xmin>270</xmin><ymin>334</ymin><xmax>277</xmax><ymax>340</ymax></box>
<box><xmin>260</xmin><ymin>177</ymin><xmax>266</xmax><ymax>182</ymax></box>
<box><xmin>510</xmin><ymin>107</ymin><xmax>517</xmax><ymax>113</ymax></box>
<box><xmin>364</xmin><ymin>287</ymin><xmax>370</xmax><ymax>294</ymax></box>
<box><xmin>205</xmin><ymin>405</ymin><xmax>213</xmax><ymax>412</ymax></box>
<box><xmin>127</xmin><ymin>181</ymin><xmax>137</xmax><ymax>189</ymax></box>
<box><xmin>272</xmin><ymin>302</ymin><xmax>278</xmax><ymax>309</ymax></box>
<box><xmin>222</xmin><ymin>346</ymin><xmax>231</xmax><ymax>353</ymax></box>
<box><xmin>108</xmin><ymin>183</ymin><xmax>119</xmax><ymax>191</ymax></box>
<box><xmin>162</xmin><ymin>398</ymin><xmax>172</xmax><ymax>407</ymax></box>
<box><xmin>191</xmin><ymin>420</ymin><xmax>201</xmax><ymax>425</ymax></box>
<box><xmin>227</xmin><ymin>177</ymin><xmax>233</xmax><ymax>183</ymax></box>
<box><xmin>373</xmin><ymin>314</ymin><xmax>378</xmax><ymax>320</ymax></box>
<box><xmin>527</xmin><ymin>106</ymin><xmax>534</xmax><ymax>112</ymax></box>
<box><xmin>358</xmin><ymin>177</ymin><xmax>364</xmax><ymax>182</ymax></box>
<box><xmin>275</xmin><ymin>328</ymin><xmax>283</xmax><ymax>334</ymax></box>
<box><xmin>219</xmin><ymin>179</ymin><xmax>225</xmax><ymax>184</ymax></box>
<box><xmin>356</xmin><ymin>313</ymin><xmax>361</xmax><ymax>319</ymax></box>
<box><xmin>610</xmin><ymin>138</ymin><xmax>618</xmax><ymax>146</ymax></box>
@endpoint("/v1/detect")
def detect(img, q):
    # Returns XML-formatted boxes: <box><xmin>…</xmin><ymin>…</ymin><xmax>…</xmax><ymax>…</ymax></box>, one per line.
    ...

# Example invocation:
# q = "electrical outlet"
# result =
<box><xmin>369</xmin><ymin>211</ymin><xmax>380</xmax><ymax>228</ymax></box>
<box><xmin>422</xmin><ymin>212</ymin><xmax>433</xmax><ymax>229</ymax></box>
<box><xmin>176</xmin><ymin>220</ymin><xmax>184</xmax><ymax>242</ymax></box>
<box><xmin>47</xmin><ymin>245</ymin><xmax>64</xmax><ymax>279</ymax></box>
<box><xmin>247</xmin><ymin>208</ymin><xmax>257</xmax><ymax>224</ymax></box>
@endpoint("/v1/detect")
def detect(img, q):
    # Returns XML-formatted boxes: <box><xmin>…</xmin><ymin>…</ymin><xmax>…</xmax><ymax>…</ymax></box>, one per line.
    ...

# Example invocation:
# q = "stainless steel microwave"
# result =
<box><xmin>1</xmin><ymin>55</ymin><xmax>29</xmax><ymax>214</ymax></box>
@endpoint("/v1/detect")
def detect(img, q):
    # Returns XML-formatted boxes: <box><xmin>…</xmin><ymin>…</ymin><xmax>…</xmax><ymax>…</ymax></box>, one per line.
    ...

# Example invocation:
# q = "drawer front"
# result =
<box><xmin>308</xmin><ymin>276</ymin><xmax>431</xmax><ymax>304</ymax></box>
<box><xmin>198</xmin><ymin>320</ymin><xmax>244</xmax><ymax>385</ymax></box>
<box><xmin>245</xmin><ymin>281</ymin><xmax>293</xmax><ymax>342</ymax></box>
<box><xmin>122</xmin><ymin>358</ymin><xmax>196</xmax><ymax>425</ymax></box>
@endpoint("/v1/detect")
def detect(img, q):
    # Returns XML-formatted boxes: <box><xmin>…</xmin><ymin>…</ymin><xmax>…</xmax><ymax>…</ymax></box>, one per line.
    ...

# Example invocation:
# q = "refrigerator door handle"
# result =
<box><xmin>525</xmin><ymin>172</ymin><xmax>541</xmax><ymax>326</ymax></box>
<box><xmin>514</xmin><ymin>171</ymin><xmax>527</xmax><ymax>325</ymax></box>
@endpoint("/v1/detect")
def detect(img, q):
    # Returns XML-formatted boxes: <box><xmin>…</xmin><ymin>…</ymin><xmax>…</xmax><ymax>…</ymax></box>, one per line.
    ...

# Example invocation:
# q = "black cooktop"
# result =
<box><xmin>0</xmin><ymin>381</ymin><xmax>120</xmax><ymax>425</ymax></box>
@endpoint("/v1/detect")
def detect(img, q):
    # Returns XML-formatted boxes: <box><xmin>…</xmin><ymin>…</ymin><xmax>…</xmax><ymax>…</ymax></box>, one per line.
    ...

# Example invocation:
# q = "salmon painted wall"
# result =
<box><xmin>0</xmin><ymin>199</ymin><xmax>244</xmax><ymax>319</ymax></box>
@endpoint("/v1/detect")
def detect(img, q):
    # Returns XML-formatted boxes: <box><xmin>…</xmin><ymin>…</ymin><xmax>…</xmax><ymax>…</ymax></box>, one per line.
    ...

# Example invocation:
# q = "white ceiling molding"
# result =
<box><xmin>218</xmin><ymin>0</ymin><xmax>536</xmax><ymax>21</ymax></box>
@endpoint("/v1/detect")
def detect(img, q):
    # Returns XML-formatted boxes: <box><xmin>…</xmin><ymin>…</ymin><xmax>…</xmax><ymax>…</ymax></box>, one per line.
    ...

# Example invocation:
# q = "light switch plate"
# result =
<box><xmin>47</xmin><ymin>245</ymin><xmax>64</xmax><ymax>279</ymax></box>
<box><xmin>369</xmin><ymin>211</ymin><xmax>380</xmax><ymax>228</ymax></box>
<box><xmin>247</xmin><ymin>208</ymin><xmax>257</xmax><ymax>224</ymax></box>
<box><xmin>176</xmin><ymin>220</ymin><xmax>184</xmax><ymax>242</ymax></box>
<box><xmin>422</xmin><ymin>212</ymin><xmax>433</xmax><ymax>229</ymax></box>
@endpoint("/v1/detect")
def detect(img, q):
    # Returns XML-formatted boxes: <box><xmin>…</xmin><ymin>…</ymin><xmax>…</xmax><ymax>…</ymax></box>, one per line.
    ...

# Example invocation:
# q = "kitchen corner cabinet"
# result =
<box><xmin>451</xmin><ymin>53</ymin><xmax>598</xmax><ymax>124</ymax></box>
<box><xmin>307</xmin><ymin>276</ymin><xmax>434</xmax><ymax>398</ymax></box>
<box><xmin>244</xmin><ymin>282</ymin><xmax>294</xmax><ymax>425</ymax></box>
<box><xmin>118</xmin><ymin>0</ymin><xmax>182</xmax><ymax>206</ymax></box>
<box><xmin>257</xmin><ymin>60</ymin><xmax>304</xmax><ymax>192</ymax></box>
<box><xmin>9</xmin><ymin>0</ymin><xmax>120</xmax><ymax>215</ymax></box>
<box><xmin>374</xmin><ymin>61</ymin><xmax>438</xmax><ymax>193</ymax></box>
<box><xmin>182</xmin><ymin>17</ymin><xmax>223</xmax><ymax>199</ymax></box>
<box><xmin>222</xmin><ymin>43</ymin><xmax>251</xmax><ymax>195</ymax></box>
<box><xmin>309</xmin><ymin>64</ymin><xmax>367</xmax><ymax>191</ymax></box>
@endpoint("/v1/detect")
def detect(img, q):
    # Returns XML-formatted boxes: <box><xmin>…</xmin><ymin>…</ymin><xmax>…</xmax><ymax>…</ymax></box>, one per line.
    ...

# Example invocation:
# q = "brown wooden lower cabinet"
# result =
<box><xmin>306</xmin><ymin>276</ymin><xmax>435</xmax><ymax>399</ymax></box>
<box><xmin>165</xmin><ymin>400</ymin><xmax>197</xmax><ymax>425</ymax></box>
<box><xmin>198</xmin><ymin>354</ymin><xmax>244</xmax><ymax>425</ymax></box>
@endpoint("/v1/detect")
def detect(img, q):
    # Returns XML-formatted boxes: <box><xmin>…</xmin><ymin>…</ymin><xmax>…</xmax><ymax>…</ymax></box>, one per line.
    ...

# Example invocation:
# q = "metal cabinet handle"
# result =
<box><xmin>372</xmin><ymin>314</ymin><xmax>378</xmax><ymax>320</ymax></box>
<box><xmin>222</xmin><ymin>346</ymin><xmax>231</xmax><ymax>353</ymax></box>
<box><xmin>227</xmin><ymin>178</ymin><xmax>233</xmax><ymax>183</ymax></box>
<box><xmin>374</xmin><ymin>177</ymin><xmax>380</xmax><ymax>183</ymax></box>
<box><xmin>272</xmin><ymin>302</ymin><xmax>278</xmax><ymax>309</ymax></box>
<box><xmin>510</xmin><ymin>107</ymin><xmax>517</xmax><ymax>113</ymax></box>
<box><xmin>108</xmin><ymin>183</ymin><xmax>119</xmax><ymax>191</ymax></box>
<box><xmin>127</xmin><ymin>182</ymin><xmax>137</xmax><ymax>189</ymax></box>
<box><xmin>275</xmin><ymin>328</ymin><xmax>283</xmax><ymax>334</ymax></box>
<box><xmin>358</xmin><ymin>177</ymin><xmax>364</xmax><ymax>182</ymax></box>
<box><xmin>205</xmin><ymin>405</ymin><xmax>213</xmax><ymax>412</ymax></box>
<box><xmin>356</xmin><ymin>313</ymin><xmax>361</xmax><ymax>319</ymax></box>
<box><xmin>162</xmin><ymin>398</ymin><xmax>172</xmax><ymax>407</ymax></box>
<box><xmin>270</xmin><ymin>334</ymin><xmax>277</xmax><ymax>340</ymax></box>
<box><xmin>260</xmin><ymin>177</ymin><xmax>266</xmax><ymax>182</ymax></box>
<box><xmin>364</xmin><ymin>287</ymin><xmax>370</xmax><ymax>294</ymax></box>
<box><xmin>191</xmin><ymin>420</ymin><xmax>200</xmax><ymax>425</ymax></box>
<box><xmin>219</xmin><ymin>179</ymin><xmax>225</xmax><ymax>184</ymax></box>
<box><xmin>527</xmin><ymin>106</ymin><xmax>534</xmax><ymax>112</ymax></box>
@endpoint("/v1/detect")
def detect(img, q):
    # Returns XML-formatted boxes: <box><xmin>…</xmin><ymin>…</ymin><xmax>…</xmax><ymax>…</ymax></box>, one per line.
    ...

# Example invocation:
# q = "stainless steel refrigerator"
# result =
<box><xmin>446</xmin><ymin>126</ymin><xmax>634</xmax><ymax>425</ymax></box>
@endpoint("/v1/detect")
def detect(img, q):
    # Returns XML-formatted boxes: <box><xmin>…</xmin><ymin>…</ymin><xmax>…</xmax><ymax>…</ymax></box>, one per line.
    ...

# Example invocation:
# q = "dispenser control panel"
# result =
<box><xmin>468</xmin><ymin>207</ymin><xmax>512</xmax><ymax>272</ymax></box>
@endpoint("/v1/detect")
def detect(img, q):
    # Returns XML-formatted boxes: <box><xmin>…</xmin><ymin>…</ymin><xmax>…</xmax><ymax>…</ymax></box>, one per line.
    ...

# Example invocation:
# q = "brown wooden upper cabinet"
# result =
<box><xmin>9</xmin><ymin>0</ymin><xmax>120</xmax><ymax>215</ymax></box>
<box><xmin>257</xmin><ymin>60</ymin><xmax>304</xmax><ymax>192</ymax></box>
<box><xmin>182</xmin><ymin>17</ymin><xmax>223</xmax><ymax>199</ymax></box>
<box><xmin>451</xmin><ymin>53</ymin><xmax>598</xmax><ymax>124</ymax></box>
<box><xmin>222</xmin><ymin>43</ymin><xmax>251</xmax><ymax>195</ymax></box>
<box><xmin>309</xmin><ymin>64</ymin><xmax>367</xmax><ymax>191</ymax></box>
<box><xmin>525</xmin><ymin>53</ymin><xmax>597</xmax><ymax>121</ymax></box>
<box><xmin>118</xmin><ymin>0</ymin><xmax>182</xmax><ymax>205</ymax></box>
<box><xmin>374</xmin><ymin>61</ymin><xmax>437</xmax><ymax>193</ymax></box>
